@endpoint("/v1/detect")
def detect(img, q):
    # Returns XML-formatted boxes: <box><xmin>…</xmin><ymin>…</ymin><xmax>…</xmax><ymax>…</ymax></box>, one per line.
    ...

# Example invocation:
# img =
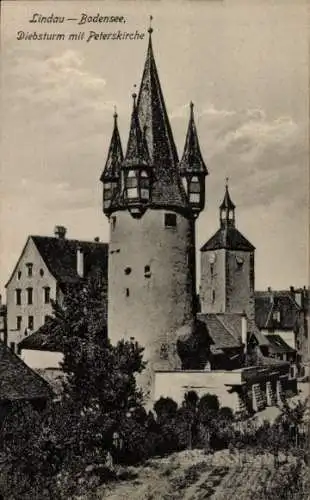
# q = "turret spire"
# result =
<box><xmin>179</xmin><ymin>102</ymin><xmax>208</xmax><ymax>216</ymax></box>
<box><xmin>123</xmin><ymin>89</ymin><xmax>149</xmax><ymax>167</ymax></box>
<box><xmin>100</xmin><ymin>108</ymin><xmax>124</xmax><ymax>214</ymax></box>
<box><xmin>100</xmin><ymin>108</ymin><xmax>123</xmax><ymax>183</ymax></box>
<box><xmin>179</xmin><ymin>101</ymin><xmax>208</xmax><ymax>176</ymax></box>
<box><xmin>220</xmin><ymin>179</ymin><xmax>236</xmax><ymax>227</ymax></box>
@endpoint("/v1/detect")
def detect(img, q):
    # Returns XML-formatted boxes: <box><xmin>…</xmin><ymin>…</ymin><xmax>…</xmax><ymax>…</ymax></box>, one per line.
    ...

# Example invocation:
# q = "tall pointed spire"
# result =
<box><xmin>100</xmin><ymin>108</ymin><xmax>123</xmax><ymax>182</ymax></box>
<box><xmin>220</xmin><ymin>179</ymin><xmax>236</xmax><ymax>227</ymax></box>
<box><xmin>179</xmin><ymin>102</ymin><xmax>208</xmax><ymax>176</ymax></box>
<box><xmin>123</xmin><ymin>89</ymin><xmax>150</xmax><ymax>167</ymax></box>
<box><xmin>136</xmin><ymin>18</ymin><xmax>188</xmax><ymax>211</ymax></box>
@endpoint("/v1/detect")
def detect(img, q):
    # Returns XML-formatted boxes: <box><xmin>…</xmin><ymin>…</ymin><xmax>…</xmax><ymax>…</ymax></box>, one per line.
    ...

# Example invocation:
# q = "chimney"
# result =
<box><xmin>290</xmin><ymin>286</ymin><xmax>294</xmax><ymax>293</ymax></box>
<box><xmin>77</xmin><ymin>245</ymin><xmax>84</xmax><ymax>278</ymax></box>
<box><xmin>54</xmin><ymin>225</ymin><xmax>67</xmax><ymax>239</ymax></box>
<box><xmin>241</xmin><ymin>311</ymin><xmax>247</xmax><ymax>353</ymax></box>
<box><xmin>267</xmin><ymin>286</ymin><xmax>272</xmax><ymax>292</ymax></box>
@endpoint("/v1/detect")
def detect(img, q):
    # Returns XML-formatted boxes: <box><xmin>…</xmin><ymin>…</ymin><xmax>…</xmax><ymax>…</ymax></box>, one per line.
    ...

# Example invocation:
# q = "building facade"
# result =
<box><xmin>5</xmin><ymin>226</ymin><xmax>108</xmax><ymax>357</ymax></box>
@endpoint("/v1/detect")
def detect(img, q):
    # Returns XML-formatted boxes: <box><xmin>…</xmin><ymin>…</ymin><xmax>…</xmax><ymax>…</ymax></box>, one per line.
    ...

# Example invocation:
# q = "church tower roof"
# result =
<box><xmin>136</xmin><ymin>22</ymin><xmax>188</xmax><ymax>211</ymax></box>
<box><xmin>219</xmin><ymin>181</ymin><xmax>236</xmax><ymax>210</ymax></box>
<box><xmin>123</xmin><ymin>91</ymin><xmax>150</xmax><ymax>168</ymax></box>
<box><xmin>201</xmin><ymin>181</ymin><xmax>255</xmax><ymax>252</ymax></box>
<box><xmin>100</xmin><ymin>109</ymin><xmax>123</xmax><ymax>182</ymax></box>
<box><xmin>179</xmin><ymin>102</ymin><xmax>208</xmax><ymax>176</ymax></box>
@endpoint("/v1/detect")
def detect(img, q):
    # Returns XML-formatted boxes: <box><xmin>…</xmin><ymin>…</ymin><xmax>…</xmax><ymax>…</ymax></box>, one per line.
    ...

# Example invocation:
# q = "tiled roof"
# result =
<box><xmin>266</xmin><ymin>334</ymin><xmax>296</xmax><ymax>354</ymax></box>
<box><xmin>123</xmin><ymin>93</ymin><xmax>150</xmax><ymax>168</ymax></box>
<box><xmin>18</xmin><ymin>318</ymin><xmax>64</xmax><ymax>352</ymax></box>
<box><xmin>136</xmin><ymin>32</ymin><xmax>189</xmax><ymax>212</ymax></box>
<box><xmin>32</xmin><ymin>236</ymin><xmax>108</xmax><ymax>285</ymax></box>
<box><xmin>100</xmin><ymin>112</ymin><xmax>123</xmax><ymax>182</ymax></box>
<box><xmin>197</xmin><ymin>313</ymin><xmax>269</xmax><ymax>351</ymax></box>
<box><xmin>0</xmin><ymin>341</ymin><xmax>53</xmax><ymax>402</ymax></box>
<box><xmin>255</xmin><ymin>291</ymin><xmax>300</xmax><ymax>330</ymax></box>
<box><xmin>200</xmin><ymin>226</ymin><xmax>255</xmax><ymax>252</ymax></box>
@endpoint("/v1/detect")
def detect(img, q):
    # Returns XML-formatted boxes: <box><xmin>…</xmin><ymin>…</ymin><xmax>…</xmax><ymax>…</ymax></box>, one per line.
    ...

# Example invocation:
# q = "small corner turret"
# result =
<box><xmin>220</xmin><ymin>178</ymin><xmax>236</xmax><ymax>228</ymax></box>
<box><xmin>179</xmin><ymin>102</ymin><xmax>208</xmax><ymax>218</ymax></box>
<box><xmin>100</xmin><ymin>108</ymin><xmax>123</xmax><ymax>217</ymax></box>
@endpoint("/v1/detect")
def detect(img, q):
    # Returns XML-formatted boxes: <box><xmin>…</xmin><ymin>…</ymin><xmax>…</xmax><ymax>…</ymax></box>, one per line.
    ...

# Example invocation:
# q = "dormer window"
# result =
<box><xmin>26</xmin><ymin>263</ymin><xmax>33</xmax><ymax>277</ymax></box>
<box><xmin>126</xmin><ymin>171</ymin><xmax>138</xmax><ymax>199</ymax></box>
<box><xmin>273</xmin><ymin>311</ymin><xmax>281</xmax><ymax>323</ymax></box>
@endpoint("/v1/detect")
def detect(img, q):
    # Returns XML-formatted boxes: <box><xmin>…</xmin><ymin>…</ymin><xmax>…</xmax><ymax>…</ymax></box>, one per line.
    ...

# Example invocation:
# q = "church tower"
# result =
<box><xmin>100</xmin><ymin>23</ymin><xmax>207</xmax><ymax>399</ymax></box>
<box><xmin>200</xmin><ymin>181</ymin><xmax>255</xmax><ymax>318</ymax></box>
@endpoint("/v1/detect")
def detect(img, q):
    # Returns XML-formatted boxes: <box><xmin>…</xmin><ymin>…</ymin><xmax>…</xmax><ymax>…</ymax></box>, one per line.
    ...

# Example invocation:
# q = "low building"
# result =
<box><xmin>5</xmin><ymin>226</ymin><xmax>108</xmax><ymax>356</ymax></box>
<box><xmin>255</xmin><ymin>287</ymin><xmax>309</xmax><ymax>377</ymax></box>
<box><xmin>0</xmin><ymin>340</ymin><xmax>53</xmax><ymax>419</ymax></box>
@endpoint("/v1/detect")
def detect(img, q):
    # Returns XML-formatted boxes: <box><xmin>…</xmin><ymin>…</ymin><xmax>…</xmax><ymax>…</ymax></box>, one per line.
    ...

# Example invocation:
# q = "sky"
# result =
<box><xmin>1</xmin><ymin>0</ymin><xmax>309</xmax><ymax>297</ymax></box>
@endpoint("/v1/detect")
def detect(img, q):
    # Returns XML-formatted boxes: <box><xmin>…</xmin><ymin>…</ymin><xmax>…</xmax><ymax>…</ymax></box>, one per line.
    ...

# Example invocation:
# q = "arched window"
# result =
<box><xmin>126</xmin><ymin>170</ymin><xmax>138</xmax><ymax>199</ymax></box>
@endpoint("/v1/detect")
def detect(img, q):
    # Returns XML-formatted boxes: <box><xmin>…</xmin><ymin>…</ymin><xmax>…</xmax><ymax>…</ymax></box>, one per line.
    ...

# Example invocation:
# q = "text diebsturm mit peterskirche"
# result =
<box><xmin>16</xmin><ymin>13</ymin><xmax>145</xmax><ymax>42</ymax></box>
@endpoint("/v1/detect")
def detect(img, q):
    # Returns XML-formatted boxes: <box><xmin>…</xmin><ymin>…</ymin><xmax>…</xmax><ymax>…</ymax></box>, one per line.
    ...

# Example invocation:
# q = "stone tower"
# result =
<box><xmin>100</xmin><ymin>25</ymin><xmax>208</xmax><ymax>399</ymax></box>
<box><xmin>200</xmin><ymin>181</ymin><xmax>255</xmax><ymax>318</ymax></box>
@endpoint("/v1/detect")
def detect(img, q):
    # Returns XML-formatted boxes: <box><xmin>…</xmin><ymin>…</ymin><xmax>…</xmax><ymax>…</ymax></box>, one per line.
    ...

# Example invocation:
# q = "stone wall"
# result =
<box><xmin>108</xmin><ymin>209</ymin><xmax>195</xmax><ymax>400</ymax></box>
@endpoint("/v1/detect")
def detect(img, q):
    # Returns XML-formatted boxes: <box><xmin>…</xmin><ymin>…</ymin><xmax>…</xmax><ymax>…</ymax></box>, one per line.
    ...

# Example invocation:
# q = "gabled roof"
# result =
<box><xmin>255</xmin><ymin>291</ymin><xmax>300</xmax><ymax>330</ymax></box>
<box><xmin>33</xmin><ymin>236</ymin><xmax>107</xmax><ymax>285</ymax></box>
<box><xmin>100</xmin><ymin>111</ymin><xmax>123</xmax><ymax>182</ymax></box>
<box><xmin>200</xmin><ymin>226</ymin><xmax>255</xmax><ymax>252</ymax></box>
<box><xmin>19</xmin><ymin>318</ymin><xmax>64</xmax><ymax>352</ymax></box>
<box><xmin>179</xmin><ymin>102</ymin><xmax>208</xmax><ymax>176</ymax></box>
<box><xmin>0</xmin><ymin>341</ymin><xmax>53</xmax><ymax>402</ymax></box>
<box><xmin>5</xmin><ymin>235</ymin><xmax>108</xmax><ymax>288</ymax></box>
<box><xmin>266</xmin><ymin>334</ymin><xmax>296</xmax><ymax>354</ymax></box>
<box><xmin>197</xmin><ymin>312</ymin><xmax>269</xmax><ymax>351</ymax></box>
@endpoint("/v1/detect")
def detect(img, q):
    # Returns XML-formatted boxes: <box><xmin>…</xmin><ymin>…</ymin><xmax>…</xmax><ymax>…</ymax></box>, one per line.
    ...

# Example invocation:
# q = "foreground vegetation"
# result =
<box><xmin>0</xmin><ymin>279</ymin><xmax>308</xmax><ymax>498</ymax></box>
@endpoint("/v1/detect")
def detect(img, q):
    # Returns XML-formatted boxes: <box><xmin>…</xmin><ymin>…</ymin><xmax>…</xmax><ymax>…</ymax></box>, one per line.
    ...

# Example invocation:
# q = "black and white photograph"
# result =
<box><xmin>0</xmin><ymin>1</ymin><xmax>309</xmax><ymax>498</ymax></box>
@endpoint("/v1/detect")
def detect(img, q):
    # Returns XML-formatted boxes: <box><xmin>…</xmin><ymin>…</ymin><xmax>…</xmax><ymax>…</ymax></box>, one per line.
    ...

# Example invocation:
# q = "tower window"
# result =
<box><xmin>211</xmin><ymin>290</ymin><xmax>215</xmax><ymax>303</ymax></box>
<box><xmin>17</xmin><ymin>271</ymin><xmax>22</xmax><ymax>280</ymax></box>
<box><xmin>125</xmin><ymin>288</ymin><xmax>130</xmax><ymax>297</ymax></box>
<box><xmin>124</xmin><ymin>267</ymin><xmax>132</xmax><ymax>275</ymax></box>
<box><xmin>26</xmin><ymin>287</ymin><xmax>33</xmax><ymax>305</ymax></box>
<box><xmin>111</xmin><ymin>216</ymin><xmax>117</xmax><ymax>231</ymax></box>
<box><xmin>15</xmin><ymin>289</ymin><xmax>22</xmax><ymax>305</ymax></box>
<box><xmin>144</xmin><ymin>265</ymin><xmax>151</xmax><ymax>278</ymax></box>
<box><xmin>16</xmin><ymin>316</ymin><xmax>22</xmax><ymax>330</ymax></box>
<box><xmin>164</xmin><ymin>213</ymin><xmax>177</xmax><ymax>228</ymax></box>
<box><xmin>43</xmin><ymin>286</ymin><xmax>51</xmax><ymax>304</ymax></box>
<box><xmin>26</xmin><ymin>263</ymin><xmax>33</xmax><ymax>277</ymax></box>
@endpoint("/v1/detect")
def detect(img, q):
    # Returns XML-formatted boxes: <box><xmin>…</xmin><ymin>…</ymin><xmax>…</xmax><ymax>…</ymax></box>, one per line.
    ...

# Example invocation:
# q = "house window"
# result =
<box><xmin>16</xmin><ymin>316</ymin><xmax>22</xmax><ymax>330</ymax></box>
<box><xmin>26</xmin><ymin>263</ymin><xmax>33</xmax><ymax>277</ymax></box>
<box><xmin>10</xmin><ymin>342</ymin><xmax>15</xmax><ymax>353</ymax></box>
<box><xmin>15</xmin><ymin>289</ymin><xmax>22</xmax><ymax>305</ymax></box>
<box><xmin>210</xmin><ymin>264</ymin><xmax>214</xmax><ymax>279</ymax></box>
<box><xmin>43</xmin><ymin>286</ymin><xmax>51</xmax><ymax>304</ymax></box>
<box><xmin>40</xmin><ymin>268</ymin><xmax>44</xmax><ymax>277</ymax></box>
<box><xmin>28</xmin><ymin>316</ymin><xmax>34</xmax><ymax>330</ymax></box>
<box><xmin>164</xmin><ymin>213</ymin><xmax>177</xmax><ymax>228</ymax></box>
<box><xmin>26</xmin><ymin>288</ymin><xmax>33</xmax><ymax>305</ymax></box>
<box><xmin>17</xmin><ymin>271</ymin><xmax>22</xmax><ymax>280</ymax></box>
